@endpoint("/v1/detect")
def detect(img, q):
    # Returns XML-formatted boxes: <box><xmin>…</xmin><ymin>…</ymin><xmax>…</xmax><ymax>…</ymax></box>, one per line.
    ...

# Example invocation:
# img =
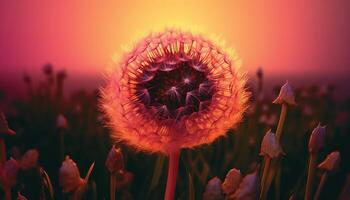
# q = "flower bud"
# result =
<box><xmin>308</xmin><ymin>123</ymin><xmax>326</xmax><ymax>153</ymax></box>
<box><xmin>273</xmin><ymin>81</ymin><xmax>296</xmax><ymax>105</ymax></box>
<box><xmin>0</xmin><ymin>158</ymin><xmax>20</xmax><ymax>187</ymax></box>
<box><xmin>20</xmin><ymin>149</ymin><xmax>39</xmax><ymax>170</ymax></box>
<box><xmin>230</xmin><ymin>171</ymin><xmax>258</xmax><ymax>200</ymax></box>
<box><xmin>57</xmin><ymin>114</ymin><xmax>68</xmax><ymax>129</ymax></box>
<box><xmin>203</xmin><ymin>177</ymin><xmax>224</xmax><ymax>200</ymax></box>
<box><xmin>260</xmin><ymin>130</ymin><xmax>284</xmax><ymax>158</ymax></box>
<box><xmin>59</xmin><ymin>156</ymin><xmax>85</xmax><ymax>193</ymax></box>
<box><xmin>105</xmin><ymin>145</ymin><xmax>124</xmax><ymax>173</ymax></box>
<box><xmin>115</xmin><ymin>171</ymin><xmax>134</xmax><ymax>189</ymax></box>
<box><xmin>0</xmin><ymin>112</ymin><xmax>16</xmax><ymax>136</ymax></box>
<box><xmin>221</xmin><ymin>168</ymin><xmax>242</xmax><ymax>195</ymax></box>
<box><xmin>318</xmin><ymin>151</ymin><xmax>340</xmax><ymax>172</ymax></box>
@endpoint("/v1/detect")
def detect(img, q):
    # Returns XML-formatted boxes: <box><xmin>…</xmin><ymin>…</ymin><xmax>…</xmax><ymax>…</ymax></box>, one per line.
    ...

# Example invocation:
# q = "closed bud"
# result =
<box><xmin>318</xmin><ymin>151</ymin><xmax>341</xmax><ymax>172</ymax></box>
<box><xmin>57</xmin><ymin>114</ymin><xmax>68</xmax><ymax>129</ymax></box>
<box><xmin>59</xmin><ymin>156</ymin><xmax>85</xmax><ymax>193</ymax></box>
<box><xmin>105</xmin><ymin>145</ymin><xmax>124</xmax><ymax>173</ymax></box>
<box><xmin>203</xmin><ymin>177</ymin><xmax>224</xmax><ymax>200</ymax></box>
<box><xmin>221</xmin><ymin>168</ymin><xmax>242</xmax><ymax>195</ymax></box>
<box><xmin>260</xmin><ymin>130</ymin><xmax>284</xmax><ymax>158</ymax></box>
<box><xmin>20</xmin><ymin>149</ymin><xmax>39</xmax><ymax>170</ymax></box>
<box><xmin>308</xmin><ymin>123</ymin><xmax>326</xmax><ymax>153</ymax></box>
<box><xmin>0</xmin><ymin>158</ymin><xmax>20</xmax><ymax>187</ymax></box>
<box><xmin>273</xmin><ymin>81</ymin><xmax>296</xmax><ymax>105</ymax></box>
<box><xmin>230</xmin><ymin>171</ymin><xmax>258</xmax><ymax>200</ymax></box>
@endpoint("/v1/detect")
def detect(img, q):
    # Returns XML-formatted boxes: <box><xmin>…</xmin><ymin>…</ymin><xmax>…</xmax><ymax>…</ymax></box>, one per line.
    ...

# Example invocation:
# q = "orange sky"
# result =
<box><xmin>0</xmin><ymin>0</ymin><xmax>350</xmax><ymax>77</ymax></box>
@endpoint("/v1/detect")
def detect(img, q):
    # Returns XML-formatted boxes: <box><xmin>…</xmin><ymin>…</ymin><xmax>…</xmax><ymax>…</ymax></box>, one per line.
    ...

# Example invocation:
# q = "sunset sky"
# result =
<box><xmin>0</xmin><ymin>0</ymin><xmax>350</xmax><ymax>94</ymax></box>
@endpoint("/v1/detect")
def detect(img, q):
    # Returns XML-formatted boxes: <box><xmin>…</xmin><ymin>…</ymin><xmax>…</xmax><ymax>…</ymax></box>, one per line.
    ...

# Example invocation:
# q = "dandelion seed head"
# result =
<box><xmin>100</xmin><ymin>29</ymin><xmax>249</xmax><ymax>154</ymax></box>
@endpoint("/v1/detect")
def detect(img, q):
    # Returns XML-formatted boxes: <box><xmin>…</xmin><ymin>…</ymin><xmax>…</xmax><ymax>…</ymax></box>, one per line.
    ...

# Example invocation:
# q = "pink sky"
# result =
<box><xmin>0</xmin><ymin>0</ymin><xmax>349</xmax><ymax>84</ymax></box>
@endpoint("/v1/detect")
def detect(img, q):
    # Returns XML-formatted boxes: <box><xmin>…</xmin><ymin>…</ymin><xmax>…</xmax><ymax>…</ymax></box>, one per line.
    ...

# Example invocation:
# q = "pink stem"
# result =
<box><xmin>4</xmin><ymin>188</ymin><xmax>10</xmax><ymax>200</ymax></box>
<box><xmin>0</xmin><ymin>139</ymin><xmax>10</xmax><ymax>200</ymax></box>
<box><xmin>0</xmin><ymin>139</ymin><xmax>6</xmax><ymax>165</ymax></box>
<box><xmin>164</xmin><ymin>150</ymin><xmax>180</xmax><ymax>200</ymax></box>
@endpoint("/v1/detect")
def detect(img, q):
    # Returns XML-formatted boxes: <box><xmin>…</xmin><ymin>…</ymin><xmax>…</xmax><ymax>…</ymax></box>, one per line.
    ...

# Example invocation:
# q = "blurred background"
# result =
<box><xmin>0</xmin><ymin>0</ymin><xmax>349</xmax><ymax>199</ymax></box>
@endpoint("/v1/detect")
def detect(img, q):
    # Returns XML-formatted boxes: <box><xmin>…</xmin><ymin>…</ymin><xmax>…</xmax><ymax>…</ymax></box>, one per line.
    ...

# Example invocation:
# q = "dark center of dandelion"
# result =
<box><xmin>135</xmin><ymin>60</ymin><xmax>215</xmax><ymax>120</ymax></box>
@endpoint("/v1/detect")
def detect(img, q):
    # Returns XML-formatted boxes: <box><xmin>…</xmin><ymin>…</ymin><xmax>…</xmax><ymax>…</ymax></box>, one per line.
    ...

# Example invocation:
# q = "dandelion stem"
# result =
<box><xmin>305</xmin><ymin>153</ymin><xmax>317</xmax><ymax>200</ymax></box>
<box><xmin>110</xmin><ymin>173</ymin><xmax>116</xmax><ymax>200</ymax></box>
<box><xmin>59</xmin><ymin>129</ymin><xmax>65</xmax><ymax>162</ymax></box>
<box><xmin>0</xmin><ymin>139</ymin><xmax>6</xmax><ymax>164</ymax></box>
<box><xmin>259</xmin><ymin>156</ymin><xmax>271</xmax><ymax>200</ymax></box>
<box><xmin>313</xmin><ymin>172</ymin><xmax>328</xmax><ymax>200</ymax></box>
<box><xmin>4</xmin><ymin>187</ymin><xmax>10</xmax><ymax>200</ymax></box>
<box><xmin>0</xmin><ymin>139</ymin><xmax>10</xmax><ymax>200</ymax></box>
<box><xmin>276</xmin><ymin>103</ymin><xmax>287</xmax><ymax>140</ymax></box>
<box><xmin>165</xmin><ymin>150</ymin><xmax>180</xmax><ymax>200</ymax></box>
<box><xmin>260</xmin><ymin>103</ymin><xmax>287</xmax><ymax>200</ymax></box>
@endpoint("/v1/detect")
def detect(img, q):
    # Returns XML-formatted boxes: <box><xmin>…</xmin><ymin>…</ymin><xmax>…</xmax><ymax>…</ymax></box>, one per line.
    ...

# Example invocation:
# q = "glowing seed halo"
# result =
<box><xmin>100</xmin><ymin>28</ymin><xmax>249</xmax><ymax>154</ymax></box>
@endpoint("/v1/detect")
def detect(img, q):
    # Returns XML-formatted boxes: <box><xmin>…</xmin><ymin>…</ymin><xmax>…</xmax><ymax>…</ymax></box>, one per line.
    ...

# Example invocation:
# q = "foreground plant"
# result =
<box><xmin>230</xmin><ymin>171</ymin><xmax>258</xmax><ymax>200</ymax></box>
<box><xmin>203</xmin><ymin>177</ymin><xmax>224</xmax><ymax>200</ymax></box>
<box><xmin>221</xmin><ymin>168</ymin><xmax>242</xmax><ymax>196</ymax></box>
<box><xmin>305</xmin><ymin>123</ymin><xmax>326</xmax><ymax>200</ymax></box>
<box><xmin>259</xmin><ymin>81</ymin><xmax>295</xmax><ymax>200</ymax></box>
<box><xmin>314</xmin><ymin>151</ymin><xmax>340</xmax><ymax>200</ymax></box>
<box><xmin>0</xmin><ymin>113</ymin><xmax>16</xmax><ymax>200</ymax></box>
<box><xmin>100</xmin><ymin>29</ymin><xmax>249</xmax><ymax>200</ymax></box>
<box><xmin>19</xmin><ymin>149</ymin><xmax>54</xmax><ymax>199</ymax></box>
<box><xmin>0</xmin><ymin>112</ymin><xmax>16</xmax><ymax>164</ymax></box>
<box><xmin>59</xmin><ymin>156</ymin><xmax>95</xmax><ymax>200</ymax></box>
<box><xmin>0</xmin><ymin>158</ymin><xmax>20</xmax><ymax>200</ymax></box>
<box><xmin>106</xmin><ymin>145</ymin><xmax>124</xmax><ymax>200</ymax></box>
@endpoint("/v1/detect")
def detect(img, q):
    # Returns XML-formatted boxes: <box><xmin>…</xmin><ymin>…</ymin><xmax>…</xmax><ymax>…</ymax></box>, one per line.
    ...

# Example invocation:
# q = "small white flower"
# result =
<box><xmin>260</xmin><ymin>130</ymin><xmax>284</xmax><ymax>158</ymax></box>
<box><xmin>57</xmin><ymin>114</ymin><xmax>68</xmax><ymax>129</ymax></box>
<box><xmin>318</xmin><ymin>151</ymin><xmax>341</xmax><ymax>172</ymax></box>
<box><xmin>308</xmin><ymin>123</ymin><xmax>326</xmax><ymax>153</ymax></box>
<box><xmin>230</xmin><ymin>171</ymin><xmax>258</xmax><ymax>200</ymax></box>
<box><xmin>222</xmin><ymin>168</ymin><xmax>242</xmax><ymax>195</ymax></box>
<box><xmin>273</xmin><ymin>81</ymin><xmax>296</xmax><ymax>105</ymax></box>
<box><xmin>203</xmin><ymin>177</ymin><xmax>224</xmax><ymax>200</ymax></box>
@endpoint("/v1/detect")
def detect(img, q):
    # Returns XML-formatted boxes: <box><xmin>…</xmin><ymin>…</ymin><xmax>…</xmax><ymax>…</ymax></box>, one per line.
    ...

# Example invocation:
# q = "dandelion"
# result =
<box><xmin>100</xmin><ymin>29</ymin><xmax>249</xmax><ymax>199</ymax></box>
<box><xmin>314</xmin><ymin>151</ymin><xmax>340</xmax><ymax>200</ymax></box>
